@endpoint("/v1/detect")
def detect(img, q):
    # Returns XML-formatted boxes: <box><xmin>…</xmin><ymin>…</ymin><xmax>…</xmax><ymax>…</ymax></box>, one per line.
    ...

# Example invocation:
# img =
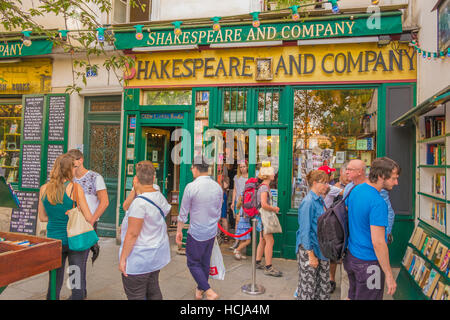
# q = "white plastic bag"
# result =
<box><xmin>209</xmin><ymin>238</ymin><xmax>225</xmax><ymax>280</ymax></box>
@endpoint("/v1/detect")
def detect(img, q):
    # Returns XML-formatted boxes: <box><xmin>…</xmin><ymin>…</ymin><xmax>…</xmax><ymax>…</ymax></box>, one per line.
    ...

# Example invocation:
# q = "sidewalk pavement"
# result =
<box><xmin>0</xmin><ymin>232</ymin><xmax>398</xmax><ymax>300</ymax></box>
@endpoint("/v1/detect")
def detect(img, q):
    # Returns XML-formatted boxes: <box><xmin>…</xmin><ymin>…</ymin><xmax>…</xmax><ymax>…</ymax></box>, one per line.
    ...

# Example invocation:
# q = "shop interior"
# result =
<box><xmin>0</xmin><ymin>103</ymin><xmax>22</xmax><ymax>184</ymax></box>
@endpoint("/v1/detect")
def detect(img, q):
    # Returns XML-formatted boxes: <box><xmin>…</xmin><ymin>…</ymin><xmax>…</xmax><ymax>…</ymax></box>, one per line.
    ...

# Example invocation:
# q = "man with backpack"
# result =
<box><xmin>343</xmin><ymin>157</ymin><xmax>400</xmax><ymax>300</ymax></box>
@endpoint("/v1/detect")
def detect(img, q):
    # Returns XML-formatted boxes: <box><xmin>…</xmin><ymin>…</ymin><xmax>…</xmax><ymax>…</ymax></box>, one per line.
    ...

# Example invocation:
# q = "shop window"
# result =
<box><xmin>222</xmin><ymin>88</ymin><xmax>248</xmax><ymax>124</ymax></box>
<box><xmin>256</xmin><ymin>87</ymin><xmax>281</xmax><ymax>124</ymax></box>
<box><xmin>0</xmin><ymin>103</ymin><xmax>22</xmax><ymax>184</ymax></box>
<box><xmin>291</xmin><ymin>88</ymin><xmax>377</xmax><ymax>208</ymax></box>
<box><xmin>143</xmin><ymin>90</ymin><xmax>192</xmax><ymax>105</ymax></box>
<box><xmin>89</xmin><ymin>100</ymin><xmax>121</xmax><ymax>112</ymax></box>
<box><xmin>194</xmin><ymin>91</ymin><xmax>209</xmax><ymax>158</ymax></box>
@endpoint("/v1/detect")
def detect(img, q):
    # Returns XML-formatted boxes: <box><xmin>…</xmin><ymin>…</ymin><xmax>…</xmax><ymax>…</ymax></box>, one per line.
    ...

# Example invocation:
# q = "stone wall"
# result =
<box><xmin>0</xmin><ymin>207</ymin><xmax>11</xmax><ymax>232</ymax></box>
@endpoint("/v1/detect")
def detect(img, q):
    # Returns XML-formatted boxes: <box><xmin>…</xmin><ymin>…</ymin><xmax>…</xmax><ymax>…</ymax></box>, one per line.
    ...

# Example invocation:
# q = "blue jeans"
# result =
<box><xmin>47</xmin><ymin>245</ymin><xmax>89</xmax><ymax>300</ymax></box>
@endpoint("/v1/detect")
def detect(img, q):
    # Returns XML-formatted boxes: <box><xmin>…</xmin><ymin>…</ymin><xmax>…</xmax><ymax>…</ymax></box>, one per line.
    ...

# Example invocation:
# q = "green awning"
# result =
<box><xmin>391</xmin><ymin>85</ymin><xmax>450</xmax><ymax>127</ymax></box>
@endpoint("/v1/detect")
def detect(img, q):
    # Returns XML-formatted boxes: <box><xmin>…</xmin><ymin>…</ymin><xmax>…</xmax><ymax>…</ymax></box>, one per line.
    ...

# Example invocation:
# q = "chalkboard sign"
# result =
<box><xmin>47</xmin><ymin>144</ymin><xmax>64</xmax><ymax>180</ymax></box>
<box><xmin>20</xmin><ymin>144</ymin><xmax>42</xmax><ymax>189</ymax></box>
<box><xmin>48</xmin><ymin>96</ymin><xmax>66</xmax><ymax>141</ymax></box>
<box><xmin>10</xmin><ymin>191</ymin><xmax>39</xmax><ymax>235</ymax></box>
<box><xmin>23</xmin><ymin>96</ymin><xmax>44</xmax><ymax>141</ymax></box>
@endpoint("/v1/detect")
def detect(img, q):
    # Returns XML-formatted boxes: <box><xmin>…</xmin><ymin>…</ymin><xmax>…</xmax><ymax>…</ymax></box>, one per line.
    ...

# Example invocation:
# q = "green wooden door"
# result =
<box><xmin>84</xmin><ymin>97</ymin><xmax>121</xmax><ymax>237</ymax></box>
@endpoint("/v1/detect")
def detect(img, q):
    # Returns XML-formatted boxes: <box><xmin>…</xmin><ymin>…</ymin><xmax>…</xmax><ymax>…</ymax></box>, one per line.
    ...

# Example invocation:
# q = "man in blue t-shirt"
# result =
<box><xmin>344</xmin><ymin>157</ymin><xmax>400</xmax><ymax>300</ymax></box>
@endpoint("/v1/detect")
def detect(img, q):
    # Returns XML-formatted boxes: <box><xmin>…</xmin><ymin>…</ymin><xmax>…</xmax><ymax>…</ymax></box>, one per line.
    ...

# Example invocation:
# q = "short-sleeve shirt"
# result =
<box><xmin>233</xmin><ymin>175</ymin><xmax>247</xmax><ymax>199</ymax></box>
<box><xmin>257</xmin><ymin>183</ymin><xmax>272</xmax><ymax>207</ymax></box>
<box><xmin>119</xmin><ymin>191</ymin><xmax>172</xmax><ymax>275</ymax></box>
<box><xmin>73</xmin><ymin>171</ymin><xmax>106</xmax><ymax>219</ymax></box>
<box><xmin>345</xmin><ymin>183</ymin><xmax>388</xmax><ymax>261</ymax></box>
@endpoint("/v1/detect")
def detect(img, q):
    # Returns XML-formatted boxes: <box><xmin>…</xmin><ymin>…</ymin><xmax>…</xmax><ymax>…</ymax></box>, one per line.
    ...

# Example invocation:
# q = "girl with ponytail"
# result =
<box><xmin>38</xmin><ymin>153</ymin><xmax>93</xmax><ymax>300</ymax></box>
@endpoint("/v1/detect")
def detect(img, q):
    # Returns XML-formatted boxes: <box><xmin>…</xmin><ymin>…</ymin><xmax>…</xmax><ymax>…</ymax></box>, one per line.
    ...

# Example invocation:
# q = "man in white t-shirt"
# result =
<box><xmin>68</xmin><ymin>149</ymin><xmax>109</xmax><ymax>267</ymax></box>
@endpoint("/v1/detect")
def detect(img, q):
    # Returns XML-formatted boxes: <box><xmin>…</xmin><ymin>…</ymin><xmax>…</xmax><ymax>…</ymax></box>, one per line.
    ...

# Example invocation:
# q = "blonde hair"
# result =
<box><xmin>44</xmin><ymin>153</ymin><xmax>75</xmax><ymax>205</ymax></box>
<box><xmin>306</xmin><ymin>170</ymin><xmax>328</xmax><ymax>187</ymax></box>
<box><xmin>236</xmin><ymin>160</ymin><xmax>248</xmax><ymax>178</ymax></box>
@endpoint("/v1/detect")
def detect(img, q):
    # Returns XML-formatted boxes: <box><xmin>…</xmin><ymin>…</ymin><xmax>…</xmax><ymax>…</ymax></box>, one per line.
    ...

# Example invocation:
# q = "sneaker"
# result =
<box><xmin>264</xmin><ymin>265</ymin><xmax>283</xmax><ymax>277</ymax></box>
<box><xmin>329</xmin><ymin>281</ymin><xmax>336</xmax><ymax>294</ymax></box>
<box><xmin>233</xmin><ymin>249</ymin><xmax>242</xmax><ymax>260</ymax></box>
<box><xmin>256</xmin><ymin>261</ymin><xmax>264</xmax><ymax>270</ymax></box>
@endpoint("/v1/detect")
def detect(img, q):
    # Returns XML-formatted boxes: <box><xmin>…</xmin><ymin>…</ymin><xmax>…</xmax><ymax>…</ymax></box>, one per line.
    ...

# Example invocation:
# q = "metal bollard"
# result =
<box><xmin>241</xmin><ymin>218</ymin><xmax>265</xmax><ymax>295</ymax></box>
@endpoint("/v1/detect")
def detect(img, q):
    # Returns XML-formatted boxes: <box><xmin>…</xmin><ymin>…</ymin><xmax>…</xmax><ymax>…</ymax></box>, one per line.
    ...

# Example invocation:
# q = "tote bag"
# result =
<box><xmin>260</xmin><ymin>208</ymin><xmax>282</xmax><ymax>234</ymax></box>
<box><xmin>209</xmin><ymin>238</ymin><xmax>225</xmax><ymax>280</ymax></box>
<box><xmin>66</xmin><ymin>184</ymin><xmax>99</xmax><ymax>251</ymax></box>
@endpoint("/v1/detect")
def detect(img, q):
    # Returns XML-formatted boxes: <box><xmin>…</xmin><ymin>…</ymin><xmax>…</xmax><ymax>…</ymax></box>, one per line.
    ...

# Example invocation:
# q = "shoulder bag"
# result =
<box><xmin>66</xmin><ymin>183</ymin><xmax>99</xmax><ymax>251</ymax></box>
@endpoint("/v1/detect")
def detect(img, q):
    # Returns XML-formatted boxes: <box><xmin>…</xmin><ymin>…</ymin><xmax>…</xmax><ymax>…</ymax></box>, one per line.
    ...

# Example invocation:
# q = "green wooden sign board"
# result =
<box><xmin>0</xmin><ymin>40</ymin><xmax>53</xmax><ymax>59</ymax></box>
<box><xmin>114</xmin><ymin>11</ymin><xmax>402</xmax><ymax>49</ymax></box>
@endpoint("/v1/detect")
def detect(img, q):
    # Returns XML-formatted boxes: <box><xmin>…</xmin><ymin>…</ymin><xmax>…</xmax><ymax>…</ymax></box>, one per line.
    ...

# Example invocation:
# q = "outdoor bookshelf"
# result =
<box><xmin>394</xmin><ymin>221</ymin><xmax>449</xmax><ymax>300</ymax></box>
<box><xmin>394</xmin><ymin>102</ymin><xmax>450</xmax><ymax>300</ymax></box>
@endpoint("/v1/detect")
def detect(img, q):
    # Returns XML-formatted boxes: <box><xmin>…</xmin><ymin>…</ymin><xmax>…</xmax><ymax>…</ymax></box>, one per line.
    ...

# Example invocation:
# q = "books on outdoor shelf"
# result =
<box><xmin>430</xmin><ymin>202</ymin><xmax>446</xmax><ymax>227</ymax></box>
<box><xmin>423</xmin><ymin>269</ymin><xmax>440</xmax><ymax>297</ymax></box>
<box><xmin>410</xmin><ymin>227</ymin><xmax>425</xmax><ymax>248</ymax></box>
<box><xmin>432</xmin><ymin>243</ymin><xmax>448</xmax><ymax>267</ymax></box>
<box><xmin>424</xmin><ymin>115</ymin><xmax>445</xmax><ymax>139</ymax></box>
<box><xmin>439</xmin><ymin>249</ymin><xmax>449</xmax><ymax>276</ymax></box>
<box><xmin>426</xmin><ymin>144</ymin><xmax>446</xmax><ymax>165</ymax></box>
<box><xmin>431</xmin><ymin>281</ymin><xmax>446</xmax><ymax>300</ymax></box>
<box><xmin>431</xmin><ymin>173</ymin><xmax>446</xmax><ymax>196</ymax></box>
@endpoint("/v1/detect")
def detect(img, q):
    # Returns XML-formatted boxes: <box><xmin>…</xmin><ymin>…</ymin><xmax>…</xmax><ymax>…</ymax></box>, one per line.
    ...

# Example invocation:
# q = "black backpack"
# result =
<box><xmin>317</xmin><ymin>185</ymin><xmax>356</xmax><ymax>261</ymax></box>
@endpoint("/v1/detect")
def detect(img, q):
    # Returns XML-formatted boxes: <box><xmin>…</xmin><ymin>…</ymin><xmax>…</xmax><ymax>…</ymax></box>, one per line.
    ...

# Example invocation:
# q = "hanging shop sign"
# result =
<box><xmin>0</xmin><ymin>40</ymin><xmax>53</xmax><ymax>58</ymax></box>
<box><xmin>124</xmin><ymin>42</ymin><xmax>417</xmax><ymax>87</ymax></box>
<box><xmin>115</xmin><ymin>12</ymin><xmax>403</xmax><ymax>49</ymax></box>
<box><xmin>0</xmin><ymin>59</ymin><xmax>52</xmax><ymax>94</ymax></box>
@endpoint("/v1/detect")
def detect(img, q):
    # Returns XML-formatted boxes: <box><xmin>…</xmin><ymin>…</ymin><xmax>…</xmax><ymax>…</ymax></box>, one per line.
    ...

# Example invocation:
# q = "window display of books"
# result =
<box><xmin>402</xmin><ymin>225</ymin><xmax>450</xmax><ymax>300</ymax></box>
<box><xmin>0</xmin><ymin>105</ymin><xmax>22</xmax><ymax>184</ymax></box>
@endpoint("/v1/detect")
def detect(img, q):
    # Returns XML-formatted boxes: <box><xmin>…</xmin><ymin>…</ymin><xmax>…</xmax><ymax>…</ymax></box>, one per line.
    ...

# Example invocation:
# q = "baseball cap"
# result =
<box><xmin>318</xmin><ymin>165</ymin><xmax>336</xmax><ymax>175</ymax></box>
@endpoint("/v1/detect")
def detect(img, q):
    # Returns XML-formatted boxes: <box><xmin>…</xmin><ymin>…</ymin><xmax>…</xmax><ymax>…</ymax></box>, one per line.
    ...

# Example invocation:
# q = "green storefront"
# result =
<box><xmin>115</xmin><ymin>10</ymin><xmax>417</xmax><ymax>265</ymax></box>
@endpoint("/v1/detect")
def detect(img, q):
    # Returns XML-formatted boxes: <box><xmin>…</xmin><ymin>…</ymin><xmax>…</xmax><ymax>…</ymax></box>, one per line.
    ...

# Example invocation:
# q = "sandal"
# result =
<box><xmin>233</xmin><ymin>249</ymin><xmax>242</xmax><ymax>260</ymax></box>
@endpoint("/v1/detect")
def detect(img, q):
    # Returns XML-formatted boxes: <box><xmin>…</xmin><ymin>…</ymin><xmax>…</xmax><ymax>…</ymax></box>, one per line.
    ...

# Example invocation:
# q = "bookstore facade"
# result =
<box><xmin>116</xmin><ymin>11</ymin><xmax>418</xmax><ymax>263</ymax></box>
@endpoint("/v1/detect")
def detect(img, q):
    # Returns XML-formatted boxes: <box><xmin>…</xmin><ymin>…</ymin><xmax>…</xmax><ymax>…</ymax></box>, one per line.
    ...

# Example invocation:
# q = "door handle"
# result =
<box><xmin>165</xmin><ymin>177</ymin><xmax>168</xmax><ymax>190</ymax></box>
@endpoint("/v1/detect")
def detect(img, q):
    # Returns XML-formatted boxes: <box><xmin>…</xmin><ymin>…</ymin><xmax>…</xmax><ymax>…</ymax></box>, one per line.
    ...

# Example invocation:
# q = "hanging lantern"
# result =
<box><xmin>447</xmin><ymin>48</ymin><xmax>450</xmax><ymax>58</ymax></box>
<box><xmin>58</xmin><ymin>30</ymin><xmax>68</xmax><ymax>41</ymax></box>
<box><xmin>422</xmin><ymin>51</ymin><xmax>427</xmax><ymax>58</ymax></box>
<box><xmin>329</xmin><ymin>0</ymin><xmax>339</xmax><ymax>14</ymax></box>
<box><xmin>97</xmin><ymin>27</ymin><xmax>105</xmax><ymax>42</ymax></box>
<box><xmin>172</xmin><ymin>21</ymin><xmax>182</xmax><ymax>36</ymax></box>
<box><xmin>250</xmin><ymin>12</ymin><xmax>260</xmax><ymax>28</ymax></box>
<box><xmin>427</xmin><ymin>52</ymin><xmax>431</xmax><ymax>60</ymax></box>
<box><xmin>290</xmin><ymin>5</ymin><xmax>300</xmax><ymax>21</ymax></box>
<box><xmin>134</xmin><ymin>25</ymin><xmax>144</xmax><ymax>40</ymax></box>
<box><xmin>211</xmin><ymin>17</ymin><xmax>221</xmax><ymax>31</ymax></box>
<box><xmin>21</xmin><ymin>31</ymin><xmax>32</xmax><ymax>47</ymax></box>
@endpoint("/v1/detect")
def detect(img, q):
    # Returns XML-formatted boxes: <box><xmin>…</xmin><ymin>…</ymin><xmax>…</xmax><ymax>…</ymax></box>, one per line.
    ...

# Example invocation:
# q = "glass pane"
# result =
<box><xmin>291</xmin><ymin>89</ymin><xmax>377</xmax><ymax>208</ymax></box>
<box><xmin>89</xmin><ymin>124</ymin><xmax>120</xmax><ymax>179</ymax></box>
<box><xmin>0</xmin><ymin>104</ymin><xmax>22</xmax><ymax>184</ymax></box>
<box><xmin>257</xmin><ymin>91</ymin><xmax>279</xmax><ymax>123</ymax></box>
<box><xmin>143</xmin><ymin>90</ymin><xmax>192</xmax><ymax>105</ymax></box>
<box><xmin>223</xmin><ymin>89</ymin><xmax>247</xmax><ymax>123</ymax></box>
<box><xmin>90</xmin><ymin>100</ymin><xmax>121</xmax><ymax>112</ymax></box>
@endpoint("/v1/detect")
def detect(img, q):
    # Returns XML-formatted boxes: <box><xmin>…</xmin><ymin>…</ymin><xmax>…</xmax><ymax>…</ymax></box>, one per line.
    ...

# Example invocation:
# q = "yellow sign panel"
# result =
<box><xmin>125</xmin><ymin>42</ymin><xmax>416</xmax><ymax>88</ymax></box>
<box><xmin>0</xmin><ymin>58</ymin><xmax>52</xmax><ymax>94</ymax></box>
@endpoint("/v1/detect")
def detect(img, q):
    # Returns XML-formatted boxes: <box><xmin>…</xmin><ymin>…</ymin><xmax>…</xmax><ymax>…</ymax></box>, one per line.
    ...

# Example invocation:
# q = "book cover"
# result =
<box><xmin>432</xmin><ymin>243</ymin><xmax>447</xmax><ymax>266</ymax></box>
<box><xmin>423</xmin><ymin>269</ymin><xmax>440</xmax><ymax>296</ymax></box>
<box><xmin>402</xmin><ymin>247</ymin><xmax>413</xmax><ymax>267</ymax></box>
<box><xmin>418</xmin><ymin>232</ymin><xmax>428</xmax><ymax>251</ymax></box>
<box><xmin>412</xmin><ymin>257</ymin><xmax>424</xmax><ymax>280</ymax></box>
<box><xmin>439</xmin><ymin>249</ymin><xmax>449</xmax><ymax>273</ymax></box>
<box><xmin>421</xmin><ymin>236</ymin><xmax>429</xmax><ymax>254</ymax></box>
<box><xmin>9</xmin><ymin>123</ymin><xmax>17</xmax><ymax>134</ymax></box>
<box><xmin>411</xmin><ymin>227</ymin><xmax>424</xmax><ymax>248</ymax></box>
<box><xmin>431</xmin><ymin>281</ymin><xmax>445</xmax><ymax>300</ymax></box>
<box><xmin>427</xmin><ymin>238</ymin><xmax>439</xmax><ymax>260</ymax></box>
<box><xmin>419</xmin><ymin>267</ymin><xmax>431</xmax><ymax>288</ymax></box>
<box><xmin>442</xmin><ymin>285</ymin><xmax>450</xmax><ymax>301</ymax></box>
<box><xmin>408</xmin><ymin>255</ymin><xmax>417</xmax><ymax>274</ymax></box>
